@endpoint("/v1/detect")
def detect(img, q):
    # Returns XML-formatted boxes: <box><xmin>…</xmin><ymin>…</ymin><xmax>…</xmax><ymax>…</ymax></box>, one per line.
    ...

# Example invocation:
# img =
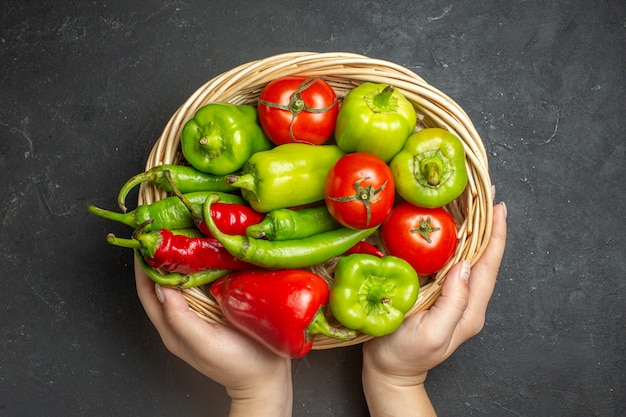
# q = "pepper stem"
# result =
<box><xmin>164</xmin><ymin>170</ymin><xmax>204</xmax><ymax>226</ymax></box>
<box><xmin>106</xmin><ymin>233</ymin><xmax>140</xmax><ymax>249</ymax></box>
<box><xmin>225</xmin><ymin>173</ymin><xmax>256</xmax><ymax>193</ymax></box>
<box><xmin>306</xmin><ymin>307</ymin><xmax>357</xmax><ymax>342</ymax></box>
<box><xmin>366</xmin><ymin>85</ymin><xmax>398</xmax><ymax>113</ymax></box>
<box><xmin>424</xmin><ymin>162</ymin><xmax>441</xmax><ymax>186</ymax></box>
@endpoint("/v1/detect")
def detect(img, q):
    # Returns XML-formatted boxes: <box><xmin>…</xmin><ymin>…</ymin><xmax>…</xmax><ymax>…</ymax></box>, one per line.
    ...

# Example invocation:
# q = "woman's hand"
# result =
<box><xmin>134</xmin><ymin>258</ymin><xmax>293</xmax><ymax>417</ymax></box>
<box><xmin>362</xmin><ymin>202</ymin><xmax>508</xmax><ymax>416</ymax></box>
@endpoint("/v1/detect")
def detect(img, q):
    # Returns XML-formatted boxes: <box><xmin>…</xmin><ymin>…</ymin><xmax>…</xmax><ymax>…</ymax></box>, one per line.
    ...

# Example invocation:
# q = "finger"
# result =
<box><xmin>452</xmin><ymin>202</ymin><xmax>507</xmax><ymax>341</ymax></box>
<box><xmin>418</xmin><ymin>260</ymin><xmax>471</xmax><ymax>347</ymax></box>
<box><xmin>134</xmin><ymin>256</ymin><xmax>166</xmax><ymax>325</ymax></box>
<box><xmin>467</xmin><ymin>202</ymin><xmax>508</xmax><ymax>315</ymax></box>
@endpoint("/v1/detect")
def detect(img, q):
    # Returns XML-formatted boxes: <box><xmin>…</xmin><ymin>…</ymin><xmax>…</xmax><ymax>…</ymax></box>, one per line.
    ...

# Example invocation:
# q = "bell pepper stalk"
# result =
<box><xmin>181</xmin><ymin>103</ymin><xmax>273</xmax><ymax>175</ymax></box>
<box><xmin>209</xmin><ymin>268</ymin><xmax>357</xmax><ymax>358</ymax></box>
<box><xmin>133</xmin><ymin>249</ymin><xmax>230</xmax><ymax>289</ymax></box>
<box><xmin>117</xmin><ymin>164</ymin><xmax>237</xmax><ymax>212</ymax></box>
<box><xmin>203</xmin><ymin>193</ymin><xmax>378</xmax><ymax>269</ymax></box>
<box><xmin>245</xmin><ymin>205</ymin><xmax>340</xmax><ymax>241</ymax></box>
<box><xmin>106</xmin><ymin>222</ymin><xmax>255</xmax><ymax>274</ymax></box>
<box><xmin>225</xmin><ymin>143</ymin><xmax>345</xmax><ymax>213</ymax></box>
<box><xmin>390</xmin><ymin>127</ymin><xmax>468</xmax><ymax>208</ymax></box>
<box><xmin>334</xmin><ymin>82</ymin><xmax>417</xmax><ymax>162</ymax></box>
<box><xmin>329</xmin><ymin>254</ymin><xmax>420</xmax><ymax>337</ymax></box>
<box><xmin>87</xmin><ymin>191</ymin><xmax>245</xmax><ymax>233</ymax></box>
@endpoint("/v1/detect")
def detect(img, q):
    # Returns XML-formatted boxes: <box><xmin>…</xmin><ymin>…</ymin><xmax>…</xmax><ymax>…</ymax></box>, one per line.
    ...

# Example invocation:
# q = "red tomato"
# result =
<box><xmin>258</xmin><ymin>76</ymin><xmax>338</xmax><ymax>145</ymax></box>
<box><xmin>381</xmin><ymin>203</ymin><xmax>457</xmax><ymax>275</ymax></box>
<box><xmin>324</xmin><ymin>152</ymin><xmax>395</xmax><ymax>229</ymax></box>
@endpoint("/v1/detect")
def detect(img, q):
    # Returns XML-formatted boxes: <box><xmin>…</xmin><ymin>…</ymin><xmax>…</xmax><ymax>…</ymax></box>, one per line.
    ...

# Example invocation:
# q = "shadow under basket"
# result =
<box><xmin>137</xmin><ymin>51</ymin><xmax>493</xmax><ymax>349</ymax></box>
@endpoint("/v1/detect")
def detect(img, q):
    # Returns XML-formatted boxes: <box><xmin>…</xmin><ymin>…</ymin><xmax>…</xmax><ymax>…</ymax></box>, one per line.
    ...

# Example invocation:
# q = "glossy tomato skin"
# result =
<box><xmin>381</xmin><ymin>202</ymin><xmax>457</xmax><ymax>275</ymax></box>
<box><xmin>324</xmin><ymin>152</ymin><xmax>395</xmax><ymax>229</ymax></box>
<box><xmin>258</xmin><ymin>76</ymin><xmax>338</xmax><ymax>145</ymax></box>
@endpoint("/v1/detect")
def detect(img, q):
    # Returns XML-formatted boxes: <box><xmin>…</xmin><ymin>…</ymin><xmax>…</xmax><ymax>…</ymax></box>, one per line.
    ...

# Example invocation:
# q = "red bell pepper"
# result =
<box><xmin>209</xmin><ymin>269</ymin><xmax>356</xmax><ymax>358</ymax></box>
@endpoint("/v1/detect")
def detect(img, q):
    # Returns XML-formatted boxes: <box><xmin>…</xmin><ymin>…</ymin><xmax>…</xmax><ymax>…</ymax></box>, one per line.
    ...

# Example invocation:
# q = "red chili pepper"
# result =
<box><xmin>344</xmin><ymin>240</ymin><xmax>385</xmax><ymax>258</ymax></box>
<box><xmin>197</xmin><ymin>202</ymin><xmax>265</xmax><ymax>237</ymax></box>
<box><xmin>107</xmin><ymin>227</ymin><xmax>254</xmax><ymax>274</ymax></box>
<box><xmin>165</xmin><ymin>172</ymin><xmax>265</xmax><ymax>237</ymax></box>
<box><xmin>210</xmin><ymin>269</ymin><xmax>356</xmax><ymax>358</ymax></box>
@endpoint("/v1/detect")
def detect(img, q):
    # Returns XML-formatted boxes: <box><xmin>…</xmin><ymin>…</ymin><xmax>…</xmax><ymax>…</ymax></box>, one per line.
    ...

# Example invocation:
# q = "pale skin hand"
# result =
<box><xmin>134</xmin><ymin>259</ymin><xmax>293</xmax><ymax>417</ymax></box>
<box><xmin>362</xmin><ymin>202</ymin><xmax>508</xmax><ymax>417</ymax></box>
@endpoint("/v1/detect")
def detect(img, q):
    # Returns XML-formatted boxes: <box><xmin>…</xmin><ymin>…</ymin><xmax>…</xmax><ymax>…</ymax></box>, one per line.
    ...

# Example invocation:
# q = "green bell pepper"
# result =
<box><xmin>334</xmin><ymin>83</ymin><xmax>417</xmax><ymax>162</ymax></box>
<box><xmin>329</xmin><ymin>254</ymin><xmax>419</xmax><ymax>337</ymax></box>
<box><xmin>390</xmin><ymin>127</ymin><xmax>468</xmax><ymax>208</ymax></box>
<box><xmin>181</xmin><ymin>103</ymin><xmax>273</xmax><ymax>175</ymax></box>
<box><xmin>226</xmin><ymin>143</ymin><xmax>345</xmax><ymax>213</ymax></box>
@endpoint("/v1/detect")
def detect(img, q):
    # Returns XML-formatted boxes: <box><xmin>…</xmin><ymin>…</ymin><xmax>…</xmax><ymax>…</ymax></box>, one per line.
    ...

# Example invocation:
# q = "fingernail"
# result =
<box><xmin>500</xmin><ymin>201</ymin><xmax>508</xmax><ymax>219</ymax></box>
<box><xmin>155</xmin><ymin>283</ymin><xmax>165</xmax><ymax>304</ymax></box>
<box><xmin>491</xmin><ymin>184</ymin><xmax>496</xmax><ymax>201</ymax></box>
<box><xmin>460</xmin><ymin>260</ymin><xmax>471</xmax><ymax>282</ymax></box>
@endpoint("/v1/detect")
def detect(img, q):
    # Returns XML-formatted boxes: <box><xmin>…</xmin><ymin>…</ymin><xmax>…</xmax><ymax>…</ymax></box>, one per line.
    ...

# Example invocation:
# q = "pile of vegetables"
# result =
<box><xmin>89</xmin><ymin>76</ymin><xmax>468</xmax><ymax>358</ymax></box>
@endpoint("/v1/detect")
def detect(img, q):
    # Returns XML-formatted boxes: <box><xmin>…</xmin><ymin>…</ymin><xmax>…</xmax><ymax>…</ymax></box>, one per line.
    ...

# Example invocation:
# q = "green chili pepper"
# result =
<box><xmin>133</xmin><ymin>249</ymin><xmax>230</xmax><ymax>288</ymax></box>
<box><xmin>181</xmin><ymin>103</ymin><xmax>273</xmax><ymax>175</ymax></box>
<box><xmin>226</xmin><ymin>143</ymin><xmax>345</xmax><ymax>213</ymax></box>
<box><xmin>390</xmin><ymin>128</ymin><xmax>468</xmax><ymax>208</ymax></box>
<box><xmin>245</xmin><ymin>205</ymin><xmax>340</xmax><ymax>240</ymax></box>
<box><xmin>87</xmin><ymin>191</ymin><xmax>245</xmax><ymax>232</ymax></box>
<box><xmin>117</xmin><ymin>164</ymin><xmax>237</xmax><ymax>212</ymax></box>
<box><xmin>329</xmin><ymin>254</ymin><xmax>419</xmax><ymax>337</ymax></box>
<box><xmin>203</xmin><ymin>194</ymin><xmax>378</xmax><ymax>269</ymax></box>
<box><xmin>334</xmin><ymin>83</ymin><xmax>417</xmax><ymax>162</ymax></box>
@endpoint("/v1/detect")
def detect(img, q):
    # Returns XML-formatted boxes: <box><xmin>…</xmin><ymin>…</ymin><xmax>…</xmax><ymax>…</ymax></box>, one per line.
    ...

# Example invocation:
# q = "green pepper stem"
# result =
<box><xmin>367</xmin><ymin>85</ymin><xmax>398</xmax><ymax>113</ymax></box>
<box><xmin>225</xmin><ymin>173</ymin><xmax>256</xmax><ymax>193</ymax></box>
<box><xmin>106</xmin><ymin>233</ymin><xmax>140</xmax><ymax>249</ymax></box>
<box><xmin>424</xmin><ymin>162</ymin><xmax>441</xmax><ymax>186</ymax></box>
<box><xmin>306</xmin><ymin>307</ymin><xmax>357</xmax><ymax>341</ymax></box>
<box><xmin>198</xmin><ymin>122</ymin><xmax>225</xmax><ymax>158</ymax></box>
<box><xmin>117</xmin><ymin>170</ymin><xmax>156</xmax><ymax>212</ymax></box>
<box><xmin>164</xmin><ymin>170</ymin><xmax>204</xmax><ymax>225</ymax></box>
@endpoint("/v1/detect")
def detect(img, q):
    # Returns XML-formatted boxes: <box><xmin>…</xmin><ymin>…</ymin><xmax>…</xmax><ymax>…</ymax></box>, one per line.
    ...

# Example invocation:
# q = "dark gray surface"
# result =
<box><xmin>1</xmin><ymin>1</ymin><xmax>624</xmax><ymax>416</ymax></box>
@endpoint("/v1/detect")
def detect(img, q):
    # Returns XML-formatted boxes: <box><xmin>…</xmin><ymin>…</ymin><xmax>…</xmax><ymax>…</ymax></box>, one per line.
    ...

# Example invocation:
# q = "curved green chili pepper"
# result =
<box><xmin>133</xmin><ymin>249</ymin><xmax>230</xmax><ymax>288</ymax></box>
<box><xmin>245</xmin><ymin>205</ymin><xmax>340</xmax><ymax>240</ymax></box>
<box><xmin>203</xmin><ymin>194</ymin><xmax>378</xmax><ymax>269</ymax></box>
<box><xmin>88</xmin><ymin>191</ymin><xmax>245</xmax><ymax>232</ymax></box>
<box><xmin>117</xmin><ymin>164</ymin><xmax>237</xmax><ymax>212</ymax></box>
<box><xmin>390</xmin><ymin>128</ymin><xmax>468</xmax><ymax>208</ymax></box>
<box><xmin>181</xmin><ymin>103</ymin><xmax>273</xmax><ymax>175</ymax></box>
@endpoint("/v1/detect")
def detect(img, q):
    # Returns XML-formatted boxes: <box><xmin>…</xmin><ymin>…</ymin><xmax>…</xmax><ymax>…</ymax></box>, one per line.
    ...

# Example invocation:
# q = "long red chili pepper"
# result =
<box><xmin>107</xmin><ymin>226</ymin><xmax>254</xmax><ymax>274</ymax></box>
<box><xmin>210</xmin><ymin>269</ymin><xmax>356</xmax><ymax>358</ymax></box>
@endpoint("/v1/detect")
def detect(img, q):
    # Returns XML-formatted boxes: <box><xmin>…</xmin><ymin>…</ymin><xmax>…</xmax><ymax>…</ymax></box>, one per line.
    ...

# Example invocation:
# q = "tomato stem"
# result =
<box><xmin>411</xmin><ymin>216</ymin><xmax>440</xmax><ymax>243</ymax></box>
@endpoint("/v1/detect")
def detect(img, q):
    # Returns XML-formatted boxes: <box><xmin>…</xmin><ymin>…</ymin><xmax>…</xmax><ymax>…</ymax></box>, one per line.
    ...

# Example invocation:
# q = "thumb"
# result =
<box><xmin>155</xmin><ymin>284</ymin><xmax>201</xmax><ymax>329</ymax></box>
<box><xmin>424</xmin><ymin>260</ymin><xmax>472</xmax><ymax>340</ymax></box>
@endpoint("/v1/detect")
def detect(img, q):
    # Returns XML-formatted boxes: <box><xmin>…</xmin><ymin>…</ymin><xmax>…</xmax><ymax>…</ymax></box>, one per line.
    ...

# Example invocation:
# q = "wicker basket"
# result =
<box><xmin>138</xmin><ymin>51</ymin><xmax>493</xmax><ymax>349</ymax></box>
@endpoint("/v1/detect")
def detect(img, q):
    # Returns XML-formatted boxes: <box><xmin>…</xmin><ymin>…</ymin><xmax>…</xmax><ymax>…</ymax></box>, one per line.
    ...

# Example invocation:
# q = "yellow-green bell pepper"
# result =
<box><xmin>329</xmin><ymin>254</ymin><xmax>419</xmax><ymax>337</ymax></box>
<box><xmin>390</xmin><ymin>127</ymin><xmax>468</xmax><ymax>208</ymax></box>
<box><xmin>334</xmin><ymin>83</ymin><xmax>417</xmax><ymax>162</ymax></box>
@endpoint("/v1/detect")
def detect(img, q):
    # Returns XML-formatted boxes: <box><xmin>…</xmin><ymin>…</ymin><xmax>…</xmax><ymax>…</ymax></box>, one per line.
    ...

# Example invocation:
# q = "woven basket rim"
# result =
<box><xmin>138</xmin><ymin>51</ymin><xmax>493</xmax><ymax>349</ymax></box>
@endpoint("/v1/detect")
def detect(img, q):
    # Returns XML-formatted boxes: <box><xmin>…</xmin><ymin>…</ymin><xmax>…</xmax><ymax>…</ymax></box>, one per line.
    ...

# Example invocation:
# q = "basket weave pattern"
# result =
<box><xmin>138</xmin><ymin>52</ymin><xmax>493</xmax><ymax>349</ymax></box>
